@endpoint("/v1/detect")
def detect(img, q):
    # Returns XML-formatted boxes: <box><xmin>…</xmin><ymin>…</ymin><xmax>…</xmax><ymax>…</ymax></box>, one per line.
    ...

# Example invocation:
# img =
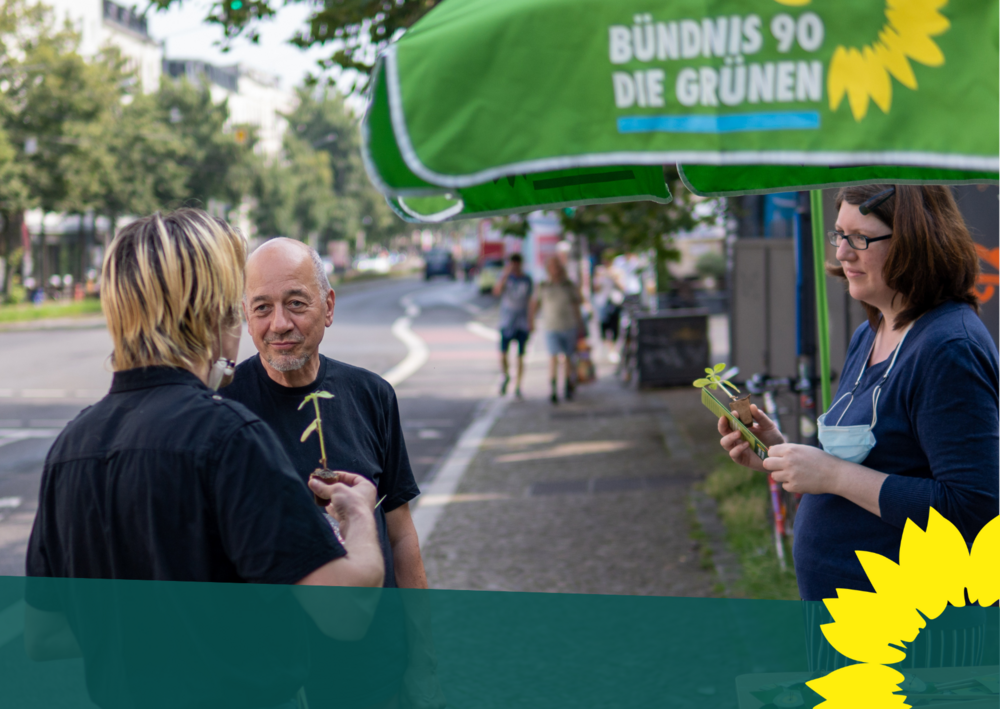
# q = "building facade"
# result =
<box><xmin>43</xmin><ymin>0</ymin><xmax>163</xmax><ymax>93</ymax></box>
<box><xmin>163</xmin><ymin>59</ymin><xmax>296</xmax><ymax>160</ymax></box>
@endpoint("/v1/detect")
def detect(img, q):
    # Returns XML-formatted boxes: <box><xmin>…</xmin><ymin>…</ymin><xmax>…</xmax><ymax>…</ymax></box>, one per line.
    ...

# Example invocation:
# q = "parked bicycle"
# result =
<box><xmin>746</xmin><ymin>372</ymin><xmax>798</xmax><ymax>572</ymax></box>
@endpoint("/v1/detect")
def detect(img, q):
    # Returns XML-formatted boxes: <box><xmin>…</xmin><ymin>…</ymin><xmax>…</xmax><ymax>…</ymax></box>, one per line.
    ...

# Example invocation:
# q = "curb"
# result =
<box><xmin>655</xmin><ymin>403</ymin><xmax>742</xmax><ymax>595</ymax></box>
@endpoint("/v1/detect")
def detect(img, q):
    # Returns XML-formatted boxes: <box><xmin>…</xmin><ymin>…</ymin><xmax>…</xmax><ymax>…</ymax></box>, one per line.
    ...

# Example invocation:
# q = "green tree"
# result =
<box><xmin>559</xmin><ymin>167</ymin><xmax>711</xmax><ymax>293</ymax></box>
<box><xmin>254</xmin><ymin>134</ymin><xmax>337</xmax><ymax>244</ymax></box>
<box><xmin>96</xmin><ymin>83</ymin><xmax>192</xmax><ymax>236</ymax></box>
<box><xmin>0</xmin><ymin>1</ymin><xmax>123</xmax><ymax>293</ymax></box>
<box><xmin>149</xmin><ymin>1</ymin><xmax>440</xmax><ymax>82</ymax></box>
<box><xmin>280</xmin><ymin>87</ymin><xmax>404</xmax><ymax>249</ymax></box>
<box><xmin>155</xmin><ymin>78</ymin><xmax>255</xmax><ymax>210</ymax></box>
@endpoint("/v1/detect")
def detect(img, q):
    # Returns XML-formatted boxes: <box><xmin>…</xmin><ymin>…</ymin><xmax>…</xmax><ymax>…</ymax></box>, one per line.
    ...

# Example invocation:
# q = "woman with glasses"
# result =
<box><xmin>718</xmin><ymin>185</ymin><xmax>997</xmax><ymax>607</ymax></box>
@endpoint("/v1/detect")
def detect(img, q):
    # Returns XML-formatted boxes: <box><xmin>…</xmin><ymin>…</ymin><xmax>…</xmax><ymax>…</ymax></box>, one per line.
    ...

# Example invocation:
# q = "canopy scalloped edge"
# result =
<box><xmin>678</xmin><ymin>166</ymin><xmax>1000</xmax><ymax>197</ymax></box>
<box><xmin>387</xmin><ymin>190</ymin><xmax>673</xmax><ymax>224</ymax></box>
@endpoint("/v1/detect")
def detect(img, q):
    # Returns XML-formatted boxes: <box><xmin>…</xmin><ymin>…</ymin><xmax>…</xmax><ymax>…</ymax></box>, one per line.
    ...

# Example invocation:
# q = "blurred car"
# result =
<box><xmin>424</xmin><ymin>249</ymin><xmax>456</xmax><ymax>280</ymax></box>
<box><xmin>477</xmin><ymin>259</ymin><xmax>504</xmax><ymax>294</ymax></box>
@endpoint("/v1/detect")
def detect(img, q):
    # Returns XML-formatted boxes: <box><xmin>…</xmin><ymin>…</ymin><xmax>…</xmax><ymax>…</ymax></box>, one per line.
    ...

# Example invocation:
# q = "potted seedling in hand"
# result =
<box><xmin>300</xmin><ymin>390</ymin><xmax>340</xmax><ymax>506</ymax></box>
<box><xmin>299</xmin><ymin>390</ymin><xmax>388</xmax><ymax>510</ymax></box>
<box><xmin>694</xmin><ymin>363</ymin><xmax>753</xmax><ymax>426</ymax></box>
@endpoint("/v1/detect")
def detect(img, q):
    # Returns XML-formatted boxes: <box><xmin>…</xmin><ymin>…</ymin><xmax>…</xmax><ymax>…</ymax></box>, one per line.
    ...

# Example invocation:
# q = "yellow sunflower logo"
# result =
<box><xmin>805</xmin><ymin>509</ymin><xmax>999</xmax><ymax>708</ymax></box>
<box><xmin>827</xmin><ymin>0</ymin><xmax>951</xmax><ymax>121</ymax></box>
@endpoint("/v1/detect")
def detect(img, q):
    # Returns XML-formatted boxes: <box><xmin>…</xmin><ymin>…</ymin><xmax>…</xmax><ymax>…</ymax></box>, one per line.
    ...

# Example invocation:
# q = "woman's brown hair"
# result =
<box><xmin>827</xmin><ymin>184</ymin><xmax>980</xmax><ymax>331</ymax></box>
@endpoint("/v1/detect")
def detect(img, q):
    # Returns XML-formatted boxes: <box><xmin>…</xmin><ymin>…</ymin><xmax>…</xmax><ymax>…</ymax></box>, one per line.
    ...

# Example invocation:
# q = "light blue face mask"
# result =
<box><xmin>817</xmin><ymin>322</ymin><xmax>914</xmax><ymax>464</ymax></box>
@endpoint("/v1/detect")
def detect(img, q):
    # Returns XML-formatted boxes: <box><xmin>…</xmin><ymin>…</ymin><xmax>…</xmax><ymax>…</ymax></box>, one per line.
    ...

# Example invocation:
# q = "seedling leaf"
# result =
<box><xmin>300</xmin><ymin>419</ymin><xmax>318</xmax><ymax>442</ymax></box>
<box><xmin>692</xmin><ymin>362</ymin><xmax>740</xmax><ymax>397</ymax></box>
<box><xmin>314</xmin><ymin>391</ymin><xmax>334</xmax><ymax>399</ymax></box>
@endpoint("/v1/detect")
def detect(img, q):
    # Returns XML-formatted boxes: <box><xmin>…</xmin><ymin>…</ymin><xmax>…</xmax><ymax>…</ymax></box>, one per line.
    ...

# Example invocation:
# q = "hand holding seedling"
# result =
<box><xmin>718</xmin><ymin>404</ymin><xmax>785</xmax><ymax>472</ymax></box>
<box><xmin>308</xmin><ymin>471</ymin><xmax>379</xmax><ymax>538</ymax></box>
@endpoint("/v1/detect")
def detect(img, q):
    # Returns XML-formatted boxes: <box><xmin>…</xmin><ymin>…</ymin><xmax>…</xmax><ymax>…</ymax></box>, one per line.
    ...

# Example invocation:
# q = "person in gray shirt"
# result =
<box><xmin>530</xmin><ymin>256</ymin><xmax>583</xmax><ymax>403</ymax></box>
<box><xmin>493</xmin><ymin>253</ymin><xmax>533</xmax><ymax>398</ymax></box>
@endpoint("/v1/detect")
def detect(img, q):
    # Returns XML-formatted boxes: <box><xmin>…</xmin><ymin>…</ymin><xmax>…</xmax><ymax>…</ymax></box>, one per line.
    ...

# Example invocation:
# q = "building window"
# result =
<box><xmin>103</xmin><ymin>0</ymin><xmax>149</xmax><ymax>38</ymax></box>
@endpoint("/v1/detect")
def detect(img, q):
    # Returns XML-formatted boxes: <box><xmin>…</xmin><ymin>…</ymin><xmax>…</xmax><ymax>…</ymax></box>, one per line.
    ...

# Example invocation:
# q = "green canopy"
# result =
<box><xmin>361</xmin><ymin>0</ymin><xmax>999</xmax><ymax>406</ymax></box>
<box><xmin>363</xmin><ymin>0</ymin><xmax>998</xmax><ymax>200</ymax></box>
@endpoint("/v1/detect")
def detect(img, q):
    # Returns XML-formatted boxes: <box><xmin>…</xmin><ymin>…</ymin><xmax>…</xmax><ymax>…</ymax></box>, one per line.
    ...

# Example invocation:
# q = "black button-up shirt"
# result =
<box><xmin>24</xmin><ymin>367</ymin><xmax>346</xmax><ymax>709</ymax></box>
<box><xmin>26</xmin><ymin>366</ymin><xmax>344</xmax><ymax>585</ymax></box>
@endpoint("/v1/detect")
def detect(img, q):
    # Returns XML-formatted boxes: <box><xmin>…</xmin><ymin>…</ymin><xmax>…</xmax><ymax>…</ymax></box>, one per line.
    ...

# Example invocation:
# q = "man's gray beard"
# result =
<box><xmin>265</xmin><ymin>352</ymin><xmax>311</xmax><ymax>372</ymax></box>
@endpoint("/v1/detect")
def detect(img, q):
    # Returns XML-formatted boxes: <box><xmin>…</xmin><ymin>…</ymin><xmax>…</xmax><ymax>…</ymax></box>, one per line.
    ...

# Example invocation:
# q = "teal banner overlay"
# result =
<box><xmin>1</xmin><ymin>577</ymin><xmax>996</xmax><ymax>708</ymax></box>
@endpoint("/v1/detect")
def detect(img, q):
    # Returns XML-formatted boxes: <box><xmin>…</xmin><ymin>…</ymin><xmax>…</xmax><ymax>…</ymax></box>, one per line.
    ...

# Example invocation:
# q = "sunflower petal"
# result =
<box><xmin>806</xmin><ymin>664</ymin><xmax>909</xmax><ymax>709</ymax></box>
<box><xmin>875</xmin><ymin>31</ymin><xmax>918</xmax><ymax>89</ymax></box>
<box><xmin>968</xmin><ymin>514</ymin><xmax>1000</xmax><ymax>606</ymax></box>
<box><xmin>863</xmin><ymin>45</ymin><xmax>893</xmax><ymax>113</ymax></box>
<box><xmin>827</xmin><ymin>46</ymin><xmax>851</xmax><ymax>112</ymax></box>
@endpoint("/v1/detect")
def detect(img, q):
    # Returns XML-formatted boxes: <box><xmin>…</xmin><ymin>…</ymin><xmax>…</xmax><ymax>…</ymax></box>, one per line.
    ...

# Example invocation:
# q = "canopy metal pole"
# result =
<box><xmin>810</xmin><ymin>190</ymin><xmax>832</xmax><ymax>412</ymax></box>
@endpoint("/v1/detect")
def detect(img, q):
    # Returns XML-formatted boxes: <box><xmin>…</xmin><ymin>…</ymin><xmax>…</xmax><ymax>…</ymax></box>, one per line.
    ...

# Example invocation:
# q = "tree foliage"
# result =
<box><xmin>559</xmin><ymin>167</ymin><xmax>713</xmax><ymax>292</ymax></box>
<box><xmin>253</xmin><ymin>87</ymin><xmax>405</xmax><ymax>249</ymax></box>
<box><xmin>148</xmin><ymin>0</ymin><xmax>440</xmax><ymax>83</ymax></box>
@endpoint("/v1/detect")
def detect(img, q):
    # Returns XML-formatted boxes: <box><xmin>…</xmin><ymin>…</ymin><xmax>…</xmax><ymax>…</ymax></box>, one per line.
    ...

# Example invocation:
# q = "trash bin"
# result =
<box><xmin>635</xmin><ymin>308</ymin><xmax>710</xmax><ymax>388</ymax></box>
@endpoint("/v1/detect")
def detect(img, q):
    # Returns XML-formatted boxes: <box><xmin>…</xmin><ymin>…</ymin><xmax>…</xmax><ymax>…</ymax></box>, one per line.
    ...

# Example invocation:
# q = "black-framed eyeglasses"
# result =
<box><xmin>827</xmin><ymin>231</ymin><xmax>892</xmax><ymax>250</ymax></box>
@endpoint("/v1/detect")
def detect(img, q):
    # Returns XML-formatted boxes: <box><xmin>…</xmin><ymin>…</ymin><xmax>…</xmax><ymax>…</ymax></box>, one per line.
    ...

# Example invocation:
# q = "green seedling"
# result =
<box><xmin>299</xmin><ymin>390</ymin><xmax>335</xmax><ymax>469</ymax></box>
<box><xmin>693</xmin><ymin>363</ymin><xmax>741</xmax><ymax>399</ymax></box>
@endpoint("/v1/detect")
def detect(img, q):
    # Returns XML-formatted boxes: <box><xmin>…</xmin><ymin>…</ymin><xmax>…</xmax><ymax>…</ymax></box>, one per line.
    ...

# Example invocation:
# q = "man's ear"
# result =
<box><xmin>241</xmin><ymin>298</ymin><xmax>249</xmax><ymax>323</ymax></box>
<box><xmin>325</xmin><ymin>289</ymin><xmax>335</xmax><ymax>327</ymax></box>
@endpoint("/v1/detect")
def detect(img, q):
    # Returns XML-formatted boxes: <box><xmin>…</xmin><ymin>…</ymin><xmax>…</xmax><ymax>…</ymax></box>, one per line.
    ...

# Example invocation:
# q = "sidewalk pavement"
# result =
<box><xmin>418</xmin><ymin>332</ymin><xmax>737</xmax><ymax>597</ymax></box>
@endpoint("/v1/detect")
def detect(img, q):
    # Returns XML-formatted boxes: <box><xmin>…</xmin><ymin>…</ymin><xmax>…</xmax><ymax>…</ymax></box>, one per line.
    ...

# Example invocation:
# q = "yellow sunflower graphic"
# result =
<box><xmin>827</xmin><ymin>0</ymin><xmax>951</xmax><ymax>121</ymax></box>
<box><xmin>805</xmin><ymin>509</ymin><xmax>1000</xmax><ymax>708</ymax></box>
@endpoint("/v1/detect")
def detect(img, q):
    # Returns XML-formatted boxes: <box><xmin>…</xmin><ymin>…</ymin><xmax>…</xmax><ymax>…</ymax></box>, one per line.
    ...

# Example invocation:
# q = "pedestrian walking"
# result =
<box><xmin>225</xmin><ymin>237</ymin><xmax>441</xmax><ymax>709</ymax></box>
<box><xmin>592</xmin><ymin>260</ymin><xmax>624</xmax><ymax>344</ymax></box>
<box><xmin>530</xmin><ymin>255</ymin><xmax>584</xmax><ymax>404</ymax></box>
<box><xmin>492</xmin><ymin>253</ymin><xmax>532</xmax><ymax>398</ymax></box>
<box><xmin>24</xmin><ymin>209</ymin><xmax>384</xmax><ymax>709</ymax></box>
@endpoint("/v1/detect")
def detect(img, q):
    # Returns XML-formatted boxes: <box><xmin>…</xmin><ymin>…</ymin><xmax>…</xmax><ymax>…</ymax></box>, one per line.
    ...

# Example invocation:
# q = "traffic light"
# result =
<box><xmin>230</xmin><ymin>1</ymin><xmax>243</xmax><ymax>9</ymax></box>
<box><xmin>234</xmin><ymin>128</ymin><xmax>248</xmax><ymax>145</ymax></box>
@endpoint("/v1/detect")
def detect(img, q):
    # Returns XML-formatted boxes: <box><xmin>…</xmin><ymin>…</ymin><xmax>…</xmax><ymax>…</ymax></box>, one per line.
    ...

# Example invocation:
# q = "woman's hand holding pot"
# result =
<box><xmin>718</xmin><ymin>404</ymin><xmax>785</xmax><ymax>472</ymax></box>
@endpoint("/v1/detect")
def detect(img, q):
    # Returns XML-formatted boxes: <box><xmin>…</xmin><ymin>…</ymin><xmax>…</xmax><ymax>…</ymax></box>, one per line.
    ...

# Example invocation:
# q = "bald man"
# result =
<box><xmin>223</xmin><ymin>238</ymin><xmax>438</xmax><ymax>709</ymax></box>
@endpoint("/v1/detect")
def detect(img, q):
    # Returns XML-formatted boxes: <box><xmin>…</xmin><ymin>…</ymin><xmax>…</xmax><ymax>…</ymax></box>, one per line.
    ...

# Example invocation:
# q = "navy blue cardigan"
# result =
<box><xmin>794</xmin><ymin>300</ymin><xmax>999</xmax><ymax>601</ymax></box>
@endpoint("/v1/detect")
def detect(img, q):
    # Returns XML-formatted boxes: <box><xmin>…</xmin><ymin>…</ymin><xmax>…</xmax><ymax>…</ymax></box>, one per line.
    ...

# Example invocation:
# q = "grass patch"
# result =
<box><xmin>0</xmin><ymin>298</ymin><xmax>103</xmax><ymax>323</ymax></box>
<box><xmin>702</xmin><ymin>454</ymin><xmax>800</xmax><ymax>600</ymax></box>
<box><xmin>686</xmin><ymin>500</ymin><xmax>716</xmax><ymax>574</ymax></box>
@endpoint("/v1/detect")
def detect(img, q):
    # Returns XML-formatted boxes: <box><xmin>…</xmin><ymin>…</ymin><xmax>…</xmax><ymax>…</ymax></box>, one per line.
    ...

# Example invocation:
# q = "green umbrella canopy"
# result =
<box><xmin>362</xmin><ymin>0</ymin><xmax>998</xmax><ymax>410</ymax></box>
<box><xmin>362</xmin><ymin>0</ymin><xmax>998</xmax><ymax>211</ymax></box>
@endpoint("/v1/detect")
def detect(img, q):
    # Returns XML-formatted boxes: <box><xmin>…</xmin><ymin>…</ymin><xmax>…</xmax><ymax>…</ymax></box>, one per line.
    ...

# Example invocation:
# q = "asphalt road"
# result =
<box><xmin>0</xmin><ymin>275</ymin><xmax>500</xmax><ymax>575</ymax></box>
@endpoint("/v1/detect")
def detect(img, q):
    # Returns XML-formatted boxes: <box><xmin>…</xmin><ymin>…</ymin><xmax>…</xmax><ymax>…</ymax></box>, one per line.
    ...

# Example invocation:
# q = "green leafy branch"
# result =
<box><xmin>299</xmin><ymin>390</ymin><xmax>334</xmax><ymax>469</ymax></box>
<box><xmin>693</xmin><ymin>363</ymin><xmax>740</xmax><ymax>399</ymax></box>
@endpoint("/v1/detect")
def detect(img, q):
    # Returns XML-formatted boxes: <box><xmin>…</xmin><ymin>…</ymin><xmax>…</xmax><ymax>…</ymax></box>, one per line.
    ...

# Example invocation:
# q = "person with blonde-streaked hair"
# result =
<box><xmin>24</xmin><ymin>208</ymin><xmax>386</xmax><ymax>709</ymax></box>
<box><xmin>101</xmin><ymin>208</ymin><xmax>248</xmax><ymax>376</ymax></box>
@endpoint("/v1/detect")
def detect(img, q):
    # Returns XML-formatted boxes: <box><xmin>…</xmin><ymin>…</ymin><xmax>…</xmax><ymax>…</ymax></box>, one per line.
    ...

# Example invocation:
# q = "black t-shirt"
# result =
<box><xmin>223</xmin><ymin>354</ymin><xmax>421</xmax><ymax>589</ymax></box>
<box><xmin>25</xmin><ymin>366</ymin><xmax>345</xmax><ymax>708</ymax></box>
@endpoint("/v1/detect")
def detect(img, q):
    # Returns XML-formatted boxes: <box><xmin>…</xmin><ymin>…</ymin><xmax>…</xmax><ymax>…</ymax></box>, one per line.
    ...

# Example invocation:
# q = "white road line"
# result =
<box><xmin>465</xmin><ymin>322</ymin><xmax>500</xmax><ymax>342</ymax></box>
<box><xmin>381</xmin><ymin>293</ymin><xmax>430</xmax><ymax>387</ymax></box>
<box><xmin>382</xmin><ymin>316</ymin><xmax>430</xmax><ymax>387</ymax></box>
<box><xmin>411</xmin><ymin>397</ymin><xmax>508</xmax><ymax>544</ymax></box>
<box><xmin>20</xmin><ymin>389</ymin><xmax>68</xmax><ymax>398</ymax></box>
<box><xmin>0</xmin><ymin>429</ymin><xmax>62</xmax><ymax>448</ymax></box>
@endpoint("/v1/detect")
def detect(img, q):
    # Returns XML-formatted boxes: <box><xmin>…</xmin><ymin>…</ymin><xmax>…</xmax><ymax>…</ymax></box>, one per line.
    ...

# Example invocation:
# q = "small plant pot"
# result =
<box><xmin>729</xmin><ymin>393</ymin><xmax>754</xmax><ymax>426</ymax></box>
<box><xmin>309</xmin><ymin>468</ymin><xmax>340</xmax><ymax>506</ymax></box>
